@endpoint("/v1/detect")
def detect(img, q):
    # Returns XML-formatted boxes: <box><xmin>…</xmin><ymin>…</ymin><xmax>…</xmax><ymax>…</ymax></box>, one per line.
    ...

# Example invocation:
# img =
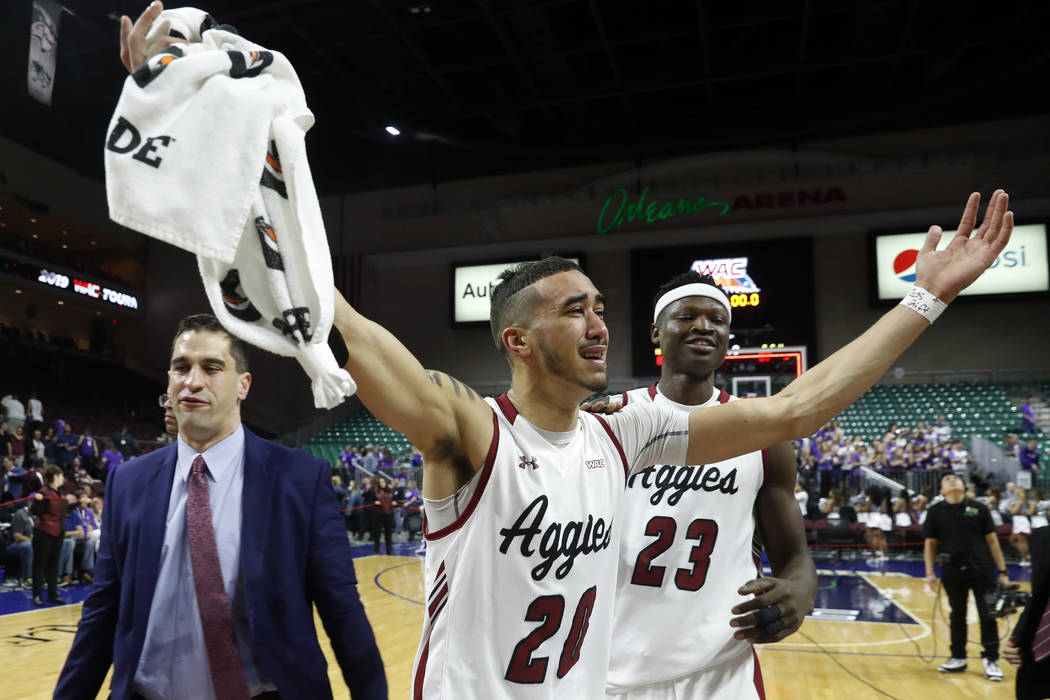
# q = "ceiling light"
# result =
<box><xmin>385</xmin><ymin>125</ymin><xmax>401</xmax><ymax>136</ymax></box>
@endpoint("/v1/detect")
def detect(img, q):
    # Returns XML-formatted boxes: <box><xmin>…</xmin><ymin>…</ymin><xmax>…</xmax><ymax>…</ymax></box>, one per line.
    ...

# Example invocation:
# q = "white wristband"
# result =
<box><xmin>899</xmin><ymin>286</ymin><xmax>948</xmax><ymax>324</ymax></box>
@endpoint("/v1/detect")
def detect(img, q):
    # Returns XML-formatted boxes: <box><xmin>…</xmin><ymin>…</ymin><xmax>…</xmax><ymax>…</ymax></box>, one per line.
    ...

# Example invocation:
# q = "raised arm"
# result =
<box><xmin>332</xmin><ymin>291</ymin><xmax>494</xmax><ymax>500</ymax></box>
<box><xmin>686</xmin><ymin>191</ymin><xmax>1013</xmax><ymax>465</ymax></box>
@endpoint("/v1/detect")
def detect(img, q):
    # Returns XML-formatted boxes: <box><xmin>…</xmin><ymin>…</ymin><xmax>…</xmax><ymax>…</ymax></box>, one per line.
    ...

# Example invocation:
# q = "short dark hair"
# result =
<box><xmin>489</xmin><ymin>256</ymin><xmax>584</xmax><ymax>352</ymax></box>
<box><xmin>171</xmin><ymin>314</ymin><xmax>250</xmax><ymax>373</ymax></box>
<box><xmin>44</xmin><ymin>464</ymin><xmax>63</xmax><ymax>485</ymax></box>
<box><xmin>651</xmin><ymin>271</ymin><xmax>727</xmax><ymax>314</ymax></box>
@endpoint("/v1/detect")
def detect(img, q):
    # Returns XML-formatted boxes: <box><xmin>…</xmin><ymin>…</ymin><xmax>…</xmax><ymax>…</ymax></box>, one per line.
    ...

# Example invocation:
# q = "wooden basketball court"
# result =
<box><xmin>2</xmin><ymin>554</ymin><xmax>1019</xmax><ymax>698</ymax></box>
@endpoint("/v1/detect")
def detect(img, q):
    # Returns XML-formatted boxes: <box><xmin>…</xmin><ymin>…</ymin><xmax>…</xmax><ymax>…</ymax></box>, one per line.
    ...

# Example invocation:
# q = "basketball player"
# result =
<box><xmin>117</xmin><ymin>10</ymin><xmax>1012</xmax><ymax>695</ymax></box>
<box><xmin>595</xmin><ymin>272</ymin><xmax>816</xmax><ymax>698</ymax></box>
<box><xmin>332</xmin><ymin>191</ymin><xmax>1007</xmax><ymax>698</ymax></box>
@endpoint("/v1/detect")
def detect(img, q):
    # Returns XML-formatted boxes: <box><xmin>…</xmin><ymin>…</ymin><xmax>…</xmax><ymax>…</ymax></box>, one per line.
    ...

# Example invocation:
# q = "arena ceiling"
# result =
<box><xmin>2</xmin><ymin>0</ymin><xmax>1049</xmax><ymax>196</ymax></box>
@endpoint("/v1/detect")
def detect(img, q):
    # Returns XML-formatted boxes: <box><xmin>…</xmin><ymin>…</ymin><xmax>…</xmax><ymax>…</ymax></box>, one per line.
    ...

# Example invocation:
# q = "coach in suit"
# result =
<box><xmin>1006</xmin><ymin>526</ymin><xmax>1050</xmax><ymax>699</ymax></box>
<box><xmin>55</xmin><ymin>314</ymin><xmax>386</xmax><ymax>699</ymax></box>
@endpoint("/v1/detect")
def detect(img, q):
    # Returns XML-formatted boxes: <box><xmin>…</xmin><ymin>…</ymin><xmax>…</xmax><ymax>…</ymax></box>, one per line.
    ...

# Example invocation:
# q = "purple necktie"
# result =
<box><xmin>187</xmin><ymin>455</ymin><xmax>251</xmax><ymax>699</ymax></box>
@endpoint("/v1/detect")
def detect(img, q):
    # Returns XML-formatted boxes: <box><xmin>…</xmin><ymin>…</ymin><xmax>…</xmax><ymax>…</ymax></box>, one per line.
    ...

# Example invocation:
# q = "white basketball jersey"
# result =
<box><xmin>412</xmin><ymin>394</ymin><xmax>688</xmax><ymax>699</ymax></box>
<box><xmin>606</xmin><ymin>383</ymin><xmax>766</xmax><ymax>693</ymax></box>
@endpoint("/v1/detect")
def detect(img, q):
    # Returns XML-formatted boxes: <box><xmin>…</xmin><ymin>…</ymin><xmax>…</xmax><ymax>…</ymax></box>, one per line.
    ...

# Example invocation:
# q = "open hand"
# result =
<box><xmin>120</xmin><ymin>1</ymin><xmax>186</xmax><ymax>73</ymax></box>
<box><xmin>914</xmin><ymin>190</ymin><xmax>1014</xmax><ymax>303</ymax></box>
<box><xmin>730</xmin><ymin>576</ymin><xmax>808</xmax><ymax>643</ymax></box>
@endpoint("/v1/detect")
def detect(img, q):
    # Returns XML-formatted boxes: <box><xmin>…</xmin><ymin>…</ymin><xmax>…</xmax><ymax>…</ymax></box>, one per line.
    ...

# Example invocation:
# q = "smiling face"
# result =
<box><xmin>652</xmin><ymin>296</ymin><xmax>730</xmax><ymax>379</ymax></box>
<box><xmin>510</xmin><ymin>270</ymin><xmax>610</xmax><ymax>395</ymax></box>
<box><xmin>168</xmin><ymin>329</ymin><xmax>251</xmax><ymax>447</ymax></box>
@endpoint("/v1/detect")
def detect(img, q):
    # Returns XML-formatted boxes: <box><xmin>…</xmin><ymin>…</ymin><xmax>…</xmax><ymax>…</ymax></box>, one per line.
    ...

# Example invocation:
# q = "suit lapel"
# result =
<box><xmin>241</xmin><ymin>428</ymin><xmax>274</xmax><ymax>627</ymax></box>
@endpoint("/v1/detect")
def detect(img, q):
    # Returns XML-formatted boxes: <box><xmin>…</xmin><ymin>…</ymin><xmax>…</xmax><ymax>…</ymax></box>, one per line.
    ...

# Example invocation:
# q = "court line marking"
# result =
<box><xmin>372</xmin><ymin>560</ymin><xmax>424</xmax><ymax>606</ymax></box>
<box><xmin>774</xmin><ymin>573</ymin><xmax>933</xmax><ymax>649</ymax></box>
<box><xmin>759</xmin><ymin>647</ymin><xmax>984</xmax><ymax>660</ymax></box>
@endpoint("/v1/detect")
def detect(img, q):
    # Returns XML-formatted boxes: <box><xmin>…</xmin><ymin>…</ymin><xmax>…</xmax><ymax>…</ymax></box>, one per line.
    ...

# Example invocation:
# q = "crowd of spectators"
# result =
<box><xmin>327</xmin><ymin>443</ymin><xmax>425</xmax><ymax>554</ymax></box>
<box><xmin>0</xmin><ymin>392</ymin><xmax>157</xmax><ymax>594</ymax></box>
<box><xmin>796</xmin><ymin>414</ymin><xmax>969</xmax><ymax>501</ymax></box>
<box><xmin>796</xmin><ymin>413</ymin><xmax>1044</xmax><ymax>563</ymax></box>
<box><xmin>3</xmin><ymin>376</ymin><xmax>1043</xmax><ymax>583</ymax></box>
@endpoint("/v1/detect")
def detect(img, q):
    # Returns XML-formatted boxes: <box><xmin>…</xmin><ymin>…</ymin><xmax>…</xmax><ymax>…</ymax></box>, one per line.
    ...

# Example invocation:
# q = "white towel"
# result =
<box><xmin>105</xmin><ymin>7</ymin><xmax>354</xmax><ymax>409</ymax></box>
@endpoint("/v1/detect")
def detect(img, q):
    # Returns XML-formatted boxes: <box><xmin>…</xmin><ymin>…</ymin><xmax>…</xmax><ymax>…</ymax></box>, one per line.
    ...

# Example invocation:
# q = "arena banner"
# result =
<box><xmin>452</xmin><ymin>257</ymin><xmax>580</xmax><ymax>324</ymax></box>
<box><xmin>28</xmin><ymin>0</ymin><xmax>63</xmax><ymax>105</ymax></box>
<box><xmin>873</xmin><ymin>223</ymin><xmax>1049</xmax><ymax>300</ymax></box>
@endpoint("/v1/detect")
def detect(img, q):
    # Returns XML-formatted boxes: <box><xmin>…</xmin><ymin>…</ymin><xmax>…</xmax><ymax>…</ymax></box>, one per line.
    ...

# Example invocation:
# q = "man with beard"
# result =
<box><xmin>595</xmin><ymin>272</ymin><xmax>815</xmax><ymax>698</ymax></box>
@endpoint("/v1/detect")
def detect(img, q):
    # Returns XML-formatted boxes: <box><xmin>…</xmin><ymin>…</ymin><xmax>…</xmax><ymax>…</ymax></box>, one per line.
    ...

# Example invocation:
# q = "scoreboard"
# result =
<box><xmin>629</xmin><ymin>238</ymin><xmax>815</xmax><ymax>377</ymax></box>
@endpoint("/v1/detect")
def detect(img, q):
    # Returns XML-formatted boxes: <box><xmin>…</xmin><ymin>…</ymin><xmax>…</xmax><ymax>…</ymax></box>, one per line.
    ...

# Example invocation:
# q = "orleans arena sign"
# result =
<box><xmin>595</xmin><ymin>185</ymin><xmax>847</xmax><ymax>234</ymax></box>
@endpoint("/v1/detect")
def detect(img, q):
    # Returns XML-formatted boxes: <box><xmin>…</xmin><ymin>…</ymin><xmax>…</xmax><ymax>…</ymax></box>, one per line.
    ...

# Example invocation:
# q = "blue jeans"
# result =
<box><xmin>77</xmin><ymin>538</ymin><xmax>96</xmax><ymax>574</ymax></box>
<box><xmin>5</xmin><ymin>541</ymin><xmax>33</xmax><ymax>581</ymax></box>
<box><xmin>59</xmin><ymin>538</ymin><xmax>74</xmax><ymax>577</ymax></box>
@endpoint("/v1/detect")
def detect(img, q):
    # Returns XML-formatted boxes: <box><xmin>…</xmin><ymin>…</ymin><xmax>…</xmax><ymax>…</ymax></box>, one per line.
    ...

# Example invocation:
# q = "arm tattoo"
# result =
<box><xmin>426</xmin><ymin>370</ymin><xmax>480</xmax><ymax>401</ymax></box>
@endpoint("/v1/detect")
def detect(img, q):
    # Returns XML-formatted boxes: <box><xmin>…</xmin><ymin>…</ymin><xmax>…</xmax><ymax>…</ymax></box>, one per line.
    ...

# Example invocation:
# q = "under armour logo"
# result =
<box><xmin>518</xmin><ymin>455</ymin><xmax>539</xmax><ymax>470</ymax></box>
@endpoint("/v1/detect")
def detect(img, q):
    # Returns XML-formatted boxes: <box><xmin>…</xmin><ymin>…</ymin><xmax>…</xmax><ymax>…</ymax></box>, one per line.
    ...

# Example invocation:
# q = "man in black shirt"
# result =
<box><xmin>924</xmin><ymin>472</ymin><xmax>1010</xmax><ymax>682</ymax></box>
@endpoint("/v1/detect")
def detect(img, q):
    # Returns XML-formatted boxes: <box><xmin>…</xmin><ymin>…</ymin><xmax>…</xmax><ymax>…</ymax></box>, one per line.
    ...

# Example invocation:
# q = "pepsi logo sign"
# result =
<box><xmin>874</xmin><ymin>224</ymin><xmax>1048</xmax><ymax>300</ymax></box>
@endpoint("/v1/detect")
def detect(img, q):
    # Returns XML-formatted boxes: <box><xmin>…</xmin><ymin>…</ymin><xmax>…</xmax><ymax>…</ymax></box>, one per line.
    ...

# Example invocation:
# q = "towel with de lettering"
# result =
<box><xmin>104</xmin><ymin>7</ymin><xmax>355</xmax><ymax>408</ymax></box>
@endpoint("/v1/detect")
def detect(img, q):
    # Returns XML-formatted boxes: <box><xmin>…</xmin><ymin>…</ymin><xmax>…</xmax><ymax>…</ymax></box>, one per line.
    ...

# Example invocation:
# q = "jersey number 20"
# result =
<box><xmin>630</xmin><ymin>516</ymin><xmax>719</xmax><ymax>590</ymax></box>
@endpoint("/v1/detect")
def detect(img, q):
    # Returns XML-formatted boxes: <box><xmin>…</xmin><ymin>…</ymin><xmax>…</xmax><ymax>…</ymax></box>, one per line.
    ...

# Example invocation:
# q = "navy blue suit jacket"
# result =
<box><xmin>54</xmin><ymin>428</ymin><xmax>387</xmax><ymax>700</ymax></box>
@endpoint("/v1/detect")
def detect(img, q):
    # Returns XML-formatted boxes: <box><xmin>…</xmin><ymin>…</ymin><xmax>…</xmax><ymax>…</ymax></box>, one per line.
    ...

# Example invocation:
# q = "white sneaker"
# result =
<box><xmin>938</xmin><ymin>657</ymin><xmax>967</xmax><ymax>673</ymax></box>
<box><xmin>983</xmin><ymin>658</ymin><xmax>1004</xmax><ymax>681</ymax></box>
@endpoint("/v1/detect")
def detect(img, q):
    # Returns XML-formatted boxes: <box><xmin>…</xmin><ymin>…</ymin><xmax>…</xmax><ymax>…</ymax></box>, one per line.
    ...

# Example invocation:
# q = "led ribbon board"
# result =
<box><xmin>0</xmin><ymin>247</ymin><xmax>142</xmax><ymax>312</ymax></box>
